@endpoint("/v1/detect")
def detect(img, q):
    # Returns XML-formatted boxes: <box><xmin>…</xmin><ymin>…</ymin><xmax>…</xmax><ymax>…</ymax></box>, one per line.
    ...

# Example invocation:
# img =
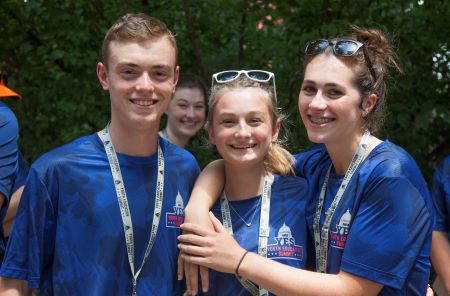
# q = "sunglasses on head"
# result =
<box><xmin>305</xmin><ymin>39</ymin><xmax>377</xmax><ymax>81</ymax></box>
<box><xmin>212</xmin><ymin>70</ymin><xmax>277</xmax><ymax>102</ymax></box>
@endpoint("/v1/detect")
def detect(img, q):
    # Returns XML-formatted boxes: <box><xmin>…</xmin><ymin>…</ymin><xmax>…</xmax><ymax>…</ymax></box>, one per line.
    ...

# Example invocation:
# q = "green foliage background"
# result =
<box><xmin>1</xmin><ymin>0</ymin><xmax>449</xmax><ymax>181</ymax></box>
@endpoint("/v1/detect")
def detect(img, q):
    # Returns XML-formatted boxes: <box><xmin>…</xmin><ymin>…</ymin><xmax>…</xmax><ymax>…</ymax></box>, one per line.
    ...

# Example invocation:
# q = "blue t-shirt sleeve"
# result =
<box><xmin>0</xmin><ymin>167</ymin><xmax>56</xmax><ymax>288</ymax></box>
<box><xmin>293</xmin><ymin>144</ymin><xmax>328</xmax><ymax>178</ymax></box>
<box><xmin>0</xmin><ymin>105</ymin><xmax>19</xmax><ymax>202</ymax></box>
<box><xmin>340</xmin><ymin>173</ymin><xmax>432</xmax><ymax>289</ymax></box>
<box><xmin>431</xmin><ymin>156</ymin><xmax>450</xmax><ymax>233</ymax></box>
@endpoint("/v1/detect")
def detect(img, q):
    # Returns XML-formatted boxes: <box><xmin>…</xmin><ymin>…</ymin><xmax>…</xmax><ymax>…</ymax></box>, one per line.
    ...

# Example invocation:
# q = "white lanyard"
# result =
<box><xmin>313</xmin><ymin>130</ymin><xmax>371</xmax><ymax>273</ymax></box>
<box><xmin>220</xmin><ymin>175</ymin><xmax>272</xmax><ymax>296</ymax></box>
<box><xmin>99</xmin><ymin>125</ymin><xmax>165</xmax><ymax>296</ymax></box>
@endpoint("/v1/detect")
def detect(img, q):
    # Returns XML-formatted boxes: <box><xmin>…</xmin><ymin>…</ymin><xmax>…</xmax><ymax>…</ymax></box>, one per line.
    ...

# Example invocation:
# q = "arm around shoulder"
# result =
<box><xmin>184</xmin><ymin>159</ymin><xmax>225</xmax><ymax>225</ymax></box>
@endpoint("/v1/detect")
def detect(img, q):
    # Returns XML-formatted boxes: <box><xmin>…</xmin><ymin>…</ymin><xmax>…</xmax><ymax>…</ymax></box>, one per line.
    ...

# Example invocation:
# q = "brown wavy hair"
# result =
<box><xmin>304</xmin><ymin>25</ymin><xmax>402</xmax><ymax>135</ymax></box>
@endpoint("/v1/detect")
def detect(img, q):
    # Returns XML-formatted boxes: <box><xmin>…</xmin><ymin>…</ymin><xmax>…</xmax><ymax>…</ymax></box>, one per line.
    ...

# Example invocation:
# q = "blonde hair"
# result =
<box><xmin>207</xmin><ymin>75</ymin><xmax>295</xmax><ymax>176</ymax></box>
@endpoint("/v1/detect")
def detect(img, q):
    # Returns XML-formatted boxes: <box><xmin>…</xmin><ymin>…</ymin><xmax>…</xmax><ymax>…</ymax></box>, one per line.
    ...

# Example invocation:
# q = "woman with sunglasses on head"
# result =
<box><xmin>185</xmin><ymin>70</ymin><xmax>309</xmax><ymax>296</ymax></box>
<box><xmin>179</xmin><ymin>25</ymin><xmax>433</xmax><ymax>296</ymax></box>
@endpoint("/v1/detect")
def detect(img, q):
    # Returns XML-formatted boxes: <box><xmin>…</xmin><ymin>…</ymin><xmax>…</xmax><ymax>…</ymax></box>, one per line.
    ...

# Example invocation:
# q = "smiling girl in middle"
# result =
<box><xmin>190</xmin><ymin>70</ymin><xmax>309</xmax><ymax>296</ymax></box>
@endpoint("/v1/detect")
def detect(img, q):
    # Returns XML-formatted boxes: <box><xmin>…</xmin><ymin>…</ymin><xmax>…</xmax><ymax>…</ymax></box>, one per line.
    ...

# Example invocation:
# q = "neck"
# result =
<box><xmin>224</xmin><ymin>163</ymin><xmax>267</xmax><ymax>201</ymax></box>
<box><xmin>326</xmin><ymin>131</ymin><xmax>382</xmax><ymax>175</ymax></box>
<box><xmin>164</xmin><ymin>127</ymin><xmax>189</xmax><ymax>148</ymax></box>
<box><xmin>325</xmin><ymin>130</ymin><xmax>365</xmax><ymax>175</ymax></box>
<box><xmin>105</xmin><ymin>120</ymin><xmax>159</xmax><ymax>156</ymax></box>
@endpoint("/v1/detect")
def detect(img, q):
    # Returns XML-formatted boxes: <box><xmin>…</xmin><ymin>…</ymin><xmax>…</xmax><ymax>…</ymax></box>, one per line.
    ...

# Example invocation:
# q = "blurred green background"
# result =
<box><xmin>1</xmin><ymin>0</ymin><xmax>449</xmax><ymax>181</ymax></box>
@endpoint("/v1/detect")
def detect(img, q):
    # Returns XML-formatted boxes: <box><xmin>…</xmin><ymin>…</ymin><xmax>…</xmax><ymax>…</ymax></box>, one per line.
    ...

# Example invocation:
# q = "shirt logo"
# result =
<box><xmin>267</xmin><ymin>223</ymin><xmax>303</xmax><ymax>261</ymax></box>
<box><xmin>166</xmin><ymin>192</ymin><xmax>184</xmax><ymax>228</ymax></box>
<box><xmin>330</xmin><ymin>209</ymin><xmax>352</xmax><ymax>249</ymax></box>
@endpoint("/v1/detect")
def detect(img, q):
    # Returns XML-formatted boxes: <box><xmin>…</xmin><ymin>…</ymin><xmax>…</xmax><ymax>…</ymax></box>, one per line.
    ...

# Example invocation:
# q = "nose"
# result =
<box><xmin>308</xmin><ymin>91</ymin><xmax>327</xmax><ymax>110</ymax></box>
<box><xmin>185</xmin><ymin>106</ymin><xmax>196</xmax><ymax>119</ymax></box>
<box><xmin>234</xmin><ymin>121</ymin><xmax>251</xmax><ymax>139</ymax></box>
<box><xmin>136</xmin><ymin>73</ymin><xmax>154</xmax><ymax>93</ymax></box>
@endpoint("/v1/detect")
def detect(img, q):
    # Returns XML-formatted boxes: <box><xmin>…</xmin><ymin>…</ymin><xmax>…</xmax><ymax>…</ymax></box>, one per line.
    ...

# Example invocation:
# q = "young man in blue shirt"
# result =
<box><xmin>0</xmin><ymin>13</ymin><xmax>199</xmax><ymax>295</ymax></box>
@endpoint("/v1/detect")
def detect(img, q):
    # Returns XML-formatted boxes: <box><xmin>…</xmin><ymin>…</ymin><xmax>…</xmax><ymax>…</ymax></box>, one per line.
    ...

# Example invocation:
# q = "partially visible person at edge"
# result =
<box><xmin>430</xmin><ymin>155</ymin><xmax>450</xmax><ymax>295</ymax></box>
<box><xmin>159</xmin><ymin>73</ymin><xmax>206</xmax><ymax>148</ymax></box>
<box><xmin>0</xmin><ymin>77</ymin><xmax>29</xmax><ymax>262</ymax></box>
<box><xmin>178</xmin><ymin>25</ymin><xmax>433</xmax><ymax>296</ymax></box>
<box><xmin>188</xmin><ymin>70</ymin><xmax>308</xmax><ymax>295</ymax></box>
<box><xmin>0</xmin><ymin>13</ymin><xmax>200</xmax><ymax>295</ymax></box>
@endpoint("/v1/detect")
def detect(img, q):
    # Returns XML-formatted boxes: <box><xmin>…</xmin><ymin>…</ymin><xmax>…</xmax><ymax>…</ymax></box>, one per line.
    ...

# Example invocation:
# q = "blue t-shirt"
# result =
<box><xmin>0</xmin><ymin>102</ymin><xmax>29</xmax><ymax>255</ymax></box>
<box><xmin>0</xmin><ymin>101</ymin><xmax>20</xmax><ymax>204</ymax></box>
<box><xmin>431</xmin><ymin>155</ymin><xmax>450</xmax><ymax>239</ymax></box>
<box><xmin>0</xmin><ymin>133</ymin><xmax>200</xmax><ymax>295</ymax></box>
<box><xmin>11</xmin><ymin>151</ymin><xmax>29</xmax><ymax>194</ymax></box>
<box><xmin>294</xmin><ymin>141</ymin><xmax>433</xmax><ymax>296</ymax></box>
<box><xmin>202</xmin><ymin>175</ymin><xmax>309</xmax><ymax>296</ymax></box>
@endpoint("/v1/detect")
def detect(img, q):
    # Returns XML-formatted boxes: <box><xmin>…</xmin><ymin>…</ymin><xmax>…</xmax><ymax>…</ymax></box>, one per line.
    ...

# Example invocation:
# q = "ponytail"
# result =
<box><xmin>264</xmin><ymin>143</ymin><xmax>295</xmax><ymax>176</ymax></box>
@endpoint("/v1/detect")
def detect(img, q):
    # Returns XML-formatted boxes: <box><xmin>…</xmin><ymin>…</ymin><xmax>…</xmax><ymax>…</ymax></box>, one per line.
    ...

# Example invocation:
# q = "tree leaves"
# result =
<box><xmin>1</xmin><ymin>0</ymin><xmax>448</xmax><ymax>181</ymax></box>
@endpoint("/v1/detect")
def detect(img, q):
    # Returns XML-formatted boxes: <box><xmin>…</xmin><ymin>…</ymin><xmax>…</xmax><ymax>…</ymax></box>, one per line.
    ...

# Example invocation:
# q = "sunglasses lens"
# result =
<box><xmin>305</xmin><ymin>39</ymin><xmax>329</xmax><ymax>55</ymax></box>
<box><xmin>215</xmin><ymin>71</ymin><xmax>239</xmax><ymax>82</ymax></box>
<box><xmin>247</xmin><ymin>71</ymin><xmax>271</xmax><ymax>81</ymax></box>
<box><xmin>334</xmin><ymin>41</ymin><xmax>360</xmax><ymax>56</ymax></box>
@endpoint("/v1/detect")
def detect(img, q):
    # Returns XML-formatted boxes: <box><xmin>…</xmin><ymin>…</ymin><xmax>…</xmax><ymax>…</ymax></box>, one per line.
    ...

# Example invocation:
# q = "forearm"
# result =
<box><xmin>0</xmin><ymin>194</ymin><xmax>4</xmax><ymax>210</ymax></box>
<box><xmin>3</xmin><ymin>186</ymin><xmax>24</xmax><ymax>237</ymax></box>
<box><xmin>430</xmin><ymin>231</ymin><xmax>450</xmax><ymax>293</ymax></box>
<box><xmin>179</xmin><ymin>218</ymin><xmax>383</xmax><ymax>295</ymax></box>
<box><xmin>184</xmin><ymin>159</ymin><xmax>225</xmax><ymax>225</ymax></box>
<box><xmin>0</xmin><ymin>277</ymin><xmax>31</xmax><ymax>296</ymax></box>
<box><xmin>238</xmin><ymin>252</ymin><xmax>382</xmax><ymax>296</ymax></box>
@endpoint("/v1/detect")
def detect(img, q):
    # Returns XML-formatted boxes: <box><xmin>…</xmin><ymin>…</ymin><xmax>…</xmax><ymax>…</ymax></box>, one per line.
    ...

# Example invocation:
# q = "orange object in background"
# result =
<box><xmin>0</xmin><ymin>76</ymin><xmax>22</xmax><ymax>100</ymax></box>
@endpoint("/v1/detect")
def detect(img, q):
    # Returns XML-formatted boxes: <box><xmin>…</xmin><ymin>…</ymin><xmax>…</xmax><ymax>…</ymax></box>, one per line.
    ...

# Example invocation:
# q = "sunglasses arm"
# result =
<box><xmin>273</xmin><ymin>75</ymin><xmax>278</xmax><ymax>103</ymax></box>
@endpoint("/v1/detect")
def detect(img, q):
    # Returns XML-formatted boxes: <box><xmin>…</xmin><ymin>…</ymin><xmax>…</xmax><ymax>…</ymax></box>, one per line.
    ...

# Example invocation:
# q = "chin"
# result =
<box><xmin>306</xmin><ymin>131</ymin><xmax>328</xmax><ymax>144</ymax></box>
<box><xmin>178</xmin><ymin>128</ymin><xmax>197</xmax><ymax>138</ymax></box>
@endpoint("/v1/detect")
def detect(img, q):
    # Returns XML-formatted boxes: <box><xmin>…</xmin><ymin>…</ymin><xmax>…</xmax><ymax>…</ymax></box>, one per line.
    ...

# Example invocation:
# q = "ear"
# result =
<box><xmin>208</xmin><ymin>124</ymin><xmax>216</xmax><ymax>145</ymax></box>
<box><xmin>271</xmin><ymin>118</ymin><xmax>281</xmax><ymax>142</ymax></box>
<box><xmin>96</xmin><ymin>62</ymin><xmax>109</xmax><ymax>91</ymax></box>
<box><xmin>172</xmin><ymin>65</ymin><xmax>180</xmax><ymax>93</ymax></box>
<box><xmin>362</xmin><ymin>94</ymin><xmax>378</xmax><ymax>117</ymax></box>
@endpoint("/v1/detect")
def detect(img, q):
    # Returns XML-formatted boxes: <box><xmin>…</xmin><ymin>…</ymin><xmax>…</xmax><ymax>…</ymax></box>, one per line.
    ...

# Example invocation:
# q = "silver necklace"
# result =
<box><xmin>227</xmin><ymin>196</ymin><xmax>261</xmax><ymax>227</ymax></box>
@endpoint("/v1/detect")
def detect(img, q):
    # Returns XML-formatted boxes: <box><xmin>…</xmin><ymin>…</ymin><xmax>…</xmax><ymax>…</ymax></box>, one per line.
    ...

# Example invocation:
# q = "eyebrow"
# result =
<box><xmin>302</xmin><ymin>80</ymin><xmax>342</xmax><ymax>88</ymax></box>
<box><xmin>116</xmin><ymin>62</ymin><xmax>139</xmax><ymax>68</ymax></box>
<box><xmin>116</xmin><ymin>62</ymin><xmax>172</xmax><ymax>70</ymax></box>
<box><xmin>217</xmin><ymin>110</ymin><xmax>266</xmax><ymax>116</ymax></box>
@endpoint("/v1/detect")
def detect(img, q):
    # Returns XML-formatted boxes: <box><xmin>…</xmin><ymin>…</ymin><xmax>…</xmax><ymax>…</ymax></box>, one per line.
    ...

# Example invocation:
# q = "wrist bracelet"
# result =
<box><xmin>235</xmin><ymin>250</ymin><xmax>249</xmax><ymax>276</ymax></box>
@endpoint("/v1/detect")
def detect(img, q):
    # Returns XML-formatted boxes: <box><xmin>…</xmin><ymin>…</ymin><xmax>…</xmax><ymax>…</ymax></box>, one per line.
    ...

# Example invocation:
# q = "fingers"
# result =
<box><xmin>181</xmin><ymin>223</ymin><xmax>214</xmax><ymax>237</ymax></box>
<box><xmin>209</xmin><ymin>211</ymin><xmax>227</xmax><ymax>233</ymax></box>
<box><xmin>184</xmin><ymin>260</ymin><xmax>191</xmax><ymax>293</ymax></box>
<box><xmin>178</xmin><ymin>243</ymin><xmax>211</xmax><ymax>257</ymax></box>
<box><xmin>188</xmin><ymin>262</ymin><xmax>199</xmax><ymax>295</ymax></box>
<box><xmin>200</xmin><ymin>266</ymin><xmax>209</xmax><ymax>293</ymax></box>
<box><xmin>177</xmin><ymin>254</ymin><xmax>184</xmax><ymax>280</ymax></box>
<box><xmin>178</xmin><ymin>233</ymin><xmax>209</xmax><ymax>247</ymax></box>
<box><xmin>180</xmin><ymin>252</ymin><xmax>209</xmax><ymax>267</ymax></box>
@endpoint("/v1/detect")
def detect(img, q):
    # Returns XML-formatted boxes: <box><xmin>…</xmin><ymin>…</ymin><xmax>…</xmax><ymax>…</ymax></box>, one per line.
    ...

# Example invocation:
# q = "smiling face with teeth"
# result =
<box><xmin>299</xmin><ymin>53</ymin><xmax>367</xmax><ymax>148</ymax></box>
<box><xmin>166</xmin><ymin>87</ymin><xmax>206</xmax><ymax>145</ymax></box>
<box><xmin>97</xmin><ymin>37</ymin><xmax>178</xmax><ymax>134</ymax></box>
<box><xmin>208</xmin><ymin>87</ymin><xmax>279</xmax><ymax>169</ymax></box>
